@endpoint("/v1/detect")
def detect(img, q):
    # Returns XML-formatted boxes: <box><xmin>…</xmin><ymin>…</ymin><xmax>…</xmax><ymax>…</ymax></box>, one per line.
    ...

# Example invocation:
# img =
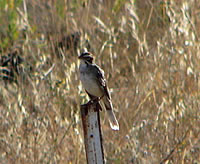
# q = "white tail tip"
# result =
<box><xmin>107</xmin><ymin>110</ymin><xmax>119</xmax><ymax>131</ymax></box>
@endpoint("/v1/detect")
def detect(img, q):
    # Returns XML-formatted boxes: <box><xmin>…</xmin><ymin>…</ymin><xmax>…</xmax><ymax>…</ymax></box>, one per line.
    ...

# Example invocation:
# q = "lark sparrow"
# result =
<box><xmin>78</xmin><ymin>52</ymin><xmax>119</xmax><ymax>130</ymax></box>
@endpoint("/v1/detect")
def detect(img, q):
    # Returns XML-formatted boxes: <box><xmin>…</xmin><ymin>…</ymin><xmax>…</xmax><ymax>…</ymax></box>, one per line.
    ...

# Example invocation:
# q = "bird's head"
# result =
<box><xmin>78</xmin><ymin>52</ymin><xmax>94</xmax><ymax>64</ymax></box>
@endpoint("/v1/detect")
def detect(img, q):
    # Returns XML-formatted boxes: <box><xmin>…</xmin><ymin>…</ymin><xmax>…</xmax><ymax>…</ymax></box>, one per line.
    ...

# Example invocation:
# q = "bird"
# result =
<box><xmin>78</xmin><ymin>51</ymin><xmax>119</xmax><ymax>130</ymax></box>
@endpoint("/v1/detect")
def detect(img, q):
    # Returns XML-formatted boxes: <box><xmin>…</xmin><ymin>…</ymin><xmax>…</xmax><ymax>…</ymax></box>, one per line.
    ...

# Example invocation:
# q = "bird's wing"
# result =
<box><xmin>92</xmin><ymin>64</ymin><xmax>111</xmax><ymax>99</ymax></box>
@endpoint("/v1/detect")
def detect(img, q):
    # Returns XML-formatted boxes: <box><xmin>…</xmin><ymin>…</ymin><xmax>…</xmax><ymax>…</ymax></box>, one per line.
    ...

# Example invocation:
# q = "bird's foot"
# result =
<box><xmin>85</xmin><ymin>98</ymin><xmax>102</xmax><ymax>111</ymax></box>
<box><xmin>88</xmin><ymin>97</ymin><xmax>99</xmax><ymax>105</ymax></box>
<box><xmin>89</xmin><ymin>96</ymin><xmax>103</xmax><ymax>104</ymax></box>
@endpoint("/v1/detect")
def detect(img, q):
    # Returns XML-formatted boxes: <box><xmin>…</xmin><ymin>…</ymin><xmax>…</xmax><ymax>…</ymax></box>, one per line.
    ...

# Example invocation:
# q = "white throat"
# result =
<box><xmin>79</xmin><ymin>60</ymin><xmax>89</xmax><ymax>72</ymax></box>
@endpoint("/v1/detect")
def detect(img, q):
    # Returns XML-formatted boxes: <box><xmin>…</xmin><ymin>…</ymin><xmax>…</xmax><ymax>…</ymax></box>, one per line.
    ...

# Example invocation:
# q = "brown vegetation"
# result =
<box><xmin>0</xmin><ymin>0</ymin><xmax>199</xmax><ymax>163</ymax></box>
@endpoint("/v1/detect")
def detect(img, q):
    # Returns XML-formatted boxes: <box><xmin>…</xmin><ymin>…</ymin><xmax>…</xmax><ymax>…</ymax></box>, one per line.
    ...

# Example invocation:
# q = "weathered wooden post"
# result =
<box><xmin>81</xmin><ymin>102</ymin><xmax>105</xmax><ymax>164</ymax></box>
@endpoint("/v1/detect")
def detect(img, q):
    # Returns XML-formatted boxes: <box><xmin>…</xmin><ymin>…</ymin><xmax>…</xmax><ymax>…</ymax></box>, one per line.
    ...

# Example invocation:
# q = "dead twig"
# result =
<box><xmin>160</xmin><ymin>129</ymin><xmax>190</xmax><ymax>164</ymax></box>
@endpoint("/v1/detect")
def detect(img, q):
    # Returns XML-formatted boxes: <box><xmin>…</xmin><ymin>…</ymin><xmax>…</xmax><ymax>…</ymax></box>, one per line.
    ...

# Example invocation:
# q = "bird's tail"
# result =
<box><xmin>103</xmin><ymin>96</ymin><xmax>119</xmax><ymax>130</ymax></box>
<box><xmin>107</xmin><ymin>110</ymin><xmax>119</xmax><ymax>131</ymax></box>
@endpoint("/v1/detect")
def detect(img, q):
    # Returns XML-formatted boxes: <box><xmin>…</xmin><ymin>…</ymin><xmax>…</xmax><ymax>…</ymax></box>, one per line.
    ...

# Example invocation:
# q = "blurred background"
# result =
<box><xmin>0</xmin><ymin>0</ymin><xmax>199</xmax><ymax>163</ymax></box>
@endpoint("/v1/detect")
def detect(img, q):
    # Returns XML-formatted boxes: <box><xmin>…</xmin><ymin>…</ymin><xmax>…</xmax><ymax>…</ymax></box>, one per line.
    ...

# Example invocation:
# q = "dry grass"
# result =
<box><xmin>0</xmin><ymin>0</ymin><xmax>200</xmax><ymax>163</ymax></box>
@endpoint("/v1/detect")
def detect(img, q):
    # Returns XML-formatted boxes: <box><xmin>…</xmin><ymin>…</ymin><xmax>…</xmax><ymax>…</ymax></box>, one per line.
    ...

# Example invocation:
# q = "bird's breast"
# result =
<box><xmin>80</xmin><ymin>72</ymin><xmax>103</xmax><ymax>97</ymax></box>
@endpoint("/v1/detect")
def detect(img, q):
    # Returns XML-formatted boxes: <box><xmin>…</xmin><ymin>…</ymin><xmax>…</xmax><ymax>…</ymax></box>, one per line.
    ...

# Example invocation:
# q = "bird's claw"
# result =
<box><xmin>85</xmin><ymin>98</ymin><xmax>102</xmax><ymax>111</ymax></box>
<box><xmin>87</xmin><ymin>98</ymin><xmax>99</xmax><ymax>105</ymax></box>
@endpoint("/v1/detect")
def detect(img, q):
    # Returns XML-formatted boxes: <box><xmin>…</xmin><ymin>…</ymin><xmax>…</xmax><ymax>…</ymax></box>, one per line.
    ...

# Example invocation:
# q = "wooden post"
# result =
<box><xmin>81</xmin><ymin>102</ymin><xmax>105</xmax><ymax>164</ymax></box>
